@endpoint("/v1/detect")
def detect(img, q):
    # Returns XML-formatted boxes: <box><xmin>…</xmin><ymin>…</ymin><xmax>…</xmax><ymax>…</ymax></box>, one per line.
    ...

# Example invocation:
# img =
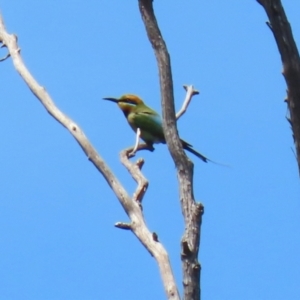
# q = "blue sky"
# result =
<box><xmin>1</xmin><ymin>1</ymin><xmax>300</xmax><ymax>299</ymax></box>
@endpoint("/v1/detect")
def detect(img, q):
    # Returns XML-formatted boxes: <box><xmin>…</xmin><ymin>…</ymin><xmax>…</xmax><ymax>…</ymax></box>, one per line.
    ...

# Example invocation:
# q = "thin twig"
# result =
<box><xmin>115</xmin><ymin>222</ymin><xmax>132</xmax><ymax>230</ymax></box>
<box><xmin>176</xmin><ymin>85</ymin><xmax>199</xmax><ymax>120</ymax></box>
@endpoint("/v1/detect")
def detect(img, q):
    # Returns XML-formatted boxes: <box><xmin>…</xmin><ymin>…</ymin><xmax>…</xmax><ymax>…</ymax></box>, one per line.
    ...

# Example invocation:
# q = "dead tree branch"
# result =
<box><xmin>257</xmin><ymin>0</ymin><xmax>300</xmax><ymax>174</ymax></box>
<box><xmin>138</xmin><ymin>1</ymin><xmax>203</xmax><ymax>299</ymax></box>
<box><xmin>176</xmin><ymin>85</ymin><xmax>200</xmax><ymax>120</ymax></box>
<box><xmin>0</xmin><ymin>13</ymin><xmax>178</xmax><ymax>300</ymax></box>
<box><xmin>120</xmin><ymin>144</ymin><xmax>149</xmax><ymax>204</ymax></box>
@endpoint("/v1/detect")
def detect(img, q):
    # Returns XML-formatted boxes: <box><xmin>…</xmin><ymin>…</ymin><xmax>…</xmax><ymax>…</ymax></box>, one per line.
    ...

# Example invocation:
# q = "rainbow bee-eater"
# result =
<box><xmin>103</xmin><ymin>94</ymin><xmax>209</xmax><ymax>162</ymax></box>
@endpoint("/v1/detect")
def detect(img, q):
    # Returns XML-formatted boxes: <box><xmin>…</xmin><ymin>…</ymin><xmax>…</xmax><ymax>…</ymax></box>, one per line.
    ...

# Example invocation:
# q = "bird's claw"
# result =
<box><xmin>128</xmin><ymin>150</ymin><xmax>136</xmax><ymax>158</ymax></box>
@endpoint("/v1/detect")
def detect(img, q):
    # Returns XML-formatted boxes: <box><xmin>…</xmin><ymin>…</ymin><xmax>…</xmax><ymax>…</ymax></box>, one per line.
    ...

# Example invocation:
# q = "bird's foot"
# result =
<box><xmin>128</xmin><ymin>150</ymin><xmax>136</xmax><ymax>157</ymax></box>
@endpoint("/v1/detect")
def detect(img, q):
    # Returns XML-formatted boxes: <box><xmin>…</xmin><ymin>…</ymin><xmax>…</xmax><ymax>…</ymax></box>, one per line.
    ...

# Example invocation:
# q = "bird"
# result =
<box><xmin>103</xmin><ymin>94</ymin><xmax>209</xmax><ymax>162</ymax></box>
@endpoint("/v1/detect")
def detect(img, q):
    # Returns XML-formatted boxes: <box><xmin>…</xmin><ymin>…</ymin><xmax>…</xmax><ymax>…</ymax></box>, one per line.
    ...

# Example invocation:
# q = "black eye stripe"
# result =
<box><xmin>120</xmin><ymin>99</ymin><xmax>137</xmax><ymax>105</ymax></box>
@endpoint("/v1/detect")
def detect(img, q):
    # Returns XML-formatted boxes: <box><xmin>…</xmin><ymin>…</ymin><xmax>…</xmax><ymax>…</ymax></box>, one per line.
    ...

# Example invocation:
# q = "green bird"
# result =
<box><xmin>103</xmin><ymin>94</ymin><xmax>209</xmax><ymax>162</ymax></box>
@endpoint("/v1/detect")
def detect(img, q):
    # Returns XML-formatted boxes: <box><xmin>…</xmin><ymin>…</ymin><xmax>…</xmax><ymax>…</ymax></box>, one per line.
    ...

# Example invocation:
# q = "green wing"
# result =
<box><xmin>128</xmin><ymin>110</ymin><xmax>165</xmax><ymax>144</ymax></box>
<box><xmin>128</xmin><ymin>108</ymin><xmax>209</xmax><ymax>163</ymax></box>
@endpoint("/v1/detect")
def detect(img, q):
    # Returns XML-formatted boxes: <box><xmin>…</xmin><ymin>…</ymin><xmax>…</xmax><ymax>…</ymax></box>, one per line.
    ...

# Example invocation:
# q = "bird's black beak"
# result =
<box><xmin>103</xmin><ymin>97</ymin><xmax>119</xmax><ymax>103</ymax></box>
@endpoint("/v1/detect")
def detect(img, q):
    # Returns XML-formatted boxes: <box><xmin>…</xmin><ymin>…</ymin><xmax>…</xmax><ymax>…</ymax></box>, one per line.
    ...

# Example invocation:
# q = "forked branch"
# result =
<box><xmin>120</xmin><ymin>143</ymin><xmax>149</xmax><ymax>203</ymax></box>
<box><xmin>0</xmin><ymin>13</ymin><xmax>178</xmax><ymax>300</ymax></box>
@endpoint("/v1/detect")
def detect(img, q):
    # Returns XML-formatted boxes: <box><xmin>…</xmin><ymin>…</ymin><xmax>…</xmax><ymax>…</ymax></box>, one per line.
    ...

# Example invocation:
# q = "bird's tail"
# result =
<box><xmin>181</xmin><ymin>139</ymin><xmax>229</xmax><ymax>167</ymax></box>
<box><xmin>181</xmin><ymin>139</ymin><xmax>208</xmax><ymax>163</ymax></box>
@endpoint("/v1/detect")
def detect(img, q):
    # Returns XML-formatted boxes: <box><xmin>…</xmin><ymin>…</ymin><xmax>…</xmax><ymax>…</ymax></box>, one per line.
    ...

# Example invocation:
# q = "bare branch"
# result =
<box><xmin>138</xmin><ymin>1</ymin><xmax>202</xmax><ymax>299</ymax></box>
<box><xmin>115</xmin><ymin>222</ymin><xmax>132</xmax><ymax>230</ymax></box>
<box><xmin>257</xmin><ymin>0</ymin><xmax>300</xmax><ymax>174</ymax></box>
<box><xmin>120</xmin><ymin>144</ymin><xmax>149</xmax><ymax>204</ymax></box>
<box><xmin>0</xmin><ymin>13</ymin><xmax>179</xmax><ymax>300</ymax></box>
<box><xmin>176</xmin><ymin>85</ymin><xmax>200</xmax><ymax>120</ymax></box>
<box><xmin>0</xmin><ymin>15</ymin><xmax>131</xmax><ymax>211</ymax></box>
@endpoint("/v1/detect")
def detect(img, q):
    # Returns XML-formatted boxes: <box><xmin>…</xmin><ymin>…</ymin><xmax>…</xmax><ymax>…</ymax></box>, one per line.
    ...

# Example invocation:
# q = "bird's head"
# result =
<box><xmin>103</xmin><ymin>94</ymin><xmax>144</xmax><ymax>116</ymax></box>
